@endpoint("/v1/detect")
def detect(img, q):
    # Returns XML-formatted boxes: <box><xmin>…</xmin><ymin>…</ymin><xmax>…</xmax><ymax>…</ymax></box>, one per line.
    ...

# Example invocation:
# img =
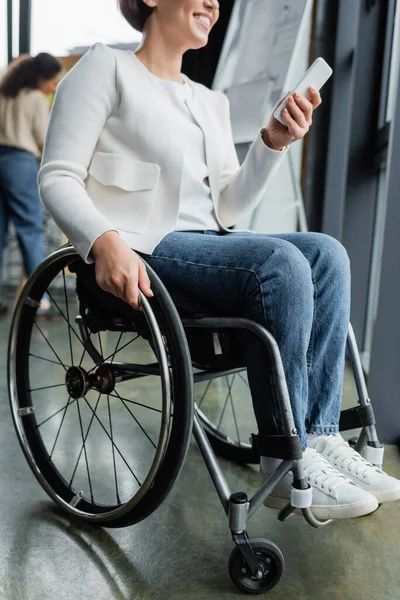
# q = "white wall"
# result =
<box><xmin>30</xmin><ymin>0</ymin><xmax>141</xmax><ymax>56</ymax></box>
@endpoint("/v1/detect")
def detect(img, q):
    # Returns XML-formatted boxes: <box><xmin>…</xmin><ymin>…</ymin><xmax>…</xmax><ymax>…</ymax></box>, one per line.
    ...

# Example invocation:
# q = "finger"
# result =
<box><xmin>109</xmin><ymin>282</ymin><xmax>126</xmax><ymax>302</ymax></box>
<box><xmin>125</xmin><ymin>283</ymin><xmax>141</xmax><ymax>311</ymax></box>
<box><xmin>273</xmin><ymin>91</ymin><xmax>291</xmax><ymax>111</ymax></box>
<box><xmin>109</xmin><ymin>274</ymin><xmax>129</xmax><ymax>301</ymax></box>
<box><xmin>281</xmin><ymin>108</ymin><xmax>304</xmax><ymax>139</ymax></box>
<box><xmin>286</xmin><ymin>96</ymin><xmax>308</xmax><ymax>129</ymax></box>
<box><xmin>292</xmin><ymin>93</ymin><xmax>313</xmax><ymax>123</ymax></box>
<box><xmin>138</xmin><ymin>261</ymin><xmax>154</xmax><ymax>297</ymax></box>
<box><xmin>96</xmin><ymin>275</ymin><xmax>121</xmax><ymax>299</ymax></box>
<box><xmin>124</xmin><ymin>274</ymin><xmax>141</xmax><ymax>310</ymax></box>
<box><xmin>308</xmin><ymin>86</ymin><xmax>322</xmax><ymax>109</ymax></box>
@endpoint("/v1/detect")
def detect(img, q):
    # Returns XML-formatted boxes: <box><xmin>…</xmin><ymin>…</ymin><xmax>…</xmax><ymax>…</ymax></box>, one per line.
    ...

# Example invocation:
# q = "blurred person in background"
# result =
<box><xmin>0</xmin><ymin>53</ymin><xmax>62</xmax><ymax>316</ymax></box>
<box><xmin>0</xmin><ymin>54</ymin><xmax>32</xmax><ymax>79</ymax></box>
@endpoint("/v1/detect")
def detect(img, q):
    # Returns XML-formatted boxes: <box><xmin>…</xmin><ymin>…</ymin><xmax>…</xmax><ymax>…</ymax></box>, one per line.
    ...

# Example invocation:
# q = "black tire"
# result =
<box><xmin>228</xmin><ymin>538</ymin><xmax>285</xmax><ymax>594</ymax></box>
<box><xmin>8</xmin><ymin>246</ymin><xmax>194</xmax><ymax>527</ymax></box>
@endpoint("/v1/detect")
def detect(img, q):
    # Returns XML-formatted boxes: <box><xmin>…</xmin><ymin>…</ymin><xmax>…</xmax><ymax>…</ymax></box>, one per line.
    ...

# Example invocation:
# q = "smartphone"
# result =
<box><xmin>273</xmin><ymin>57</ymin><xmax>333</xmax><ymax>126</ymax></box>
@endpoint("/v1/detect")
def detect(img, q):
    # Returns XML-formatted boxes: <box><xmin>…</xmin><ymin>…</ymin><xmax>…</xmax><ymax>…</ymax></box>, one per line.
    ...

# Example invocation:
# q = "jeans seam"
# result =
<box><xmin>306</xmin><ymin>271</ymin><xmax>317</xmax><ymax>378</ymax></box>
<box><xmin>150</xmin><ymin>254</ymin><xmax>259</xmax><ymax>275</ymax></box>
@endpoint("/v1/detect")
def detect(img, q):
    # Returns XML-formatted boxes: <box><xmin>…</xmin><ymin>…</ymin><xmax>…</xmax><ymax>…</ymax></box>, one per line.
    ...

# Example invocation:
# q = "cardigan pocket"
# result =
<box><xmin>86</xmin><ymin>151</ymin><xmax>161</xmax><ymax>233</ymax></box>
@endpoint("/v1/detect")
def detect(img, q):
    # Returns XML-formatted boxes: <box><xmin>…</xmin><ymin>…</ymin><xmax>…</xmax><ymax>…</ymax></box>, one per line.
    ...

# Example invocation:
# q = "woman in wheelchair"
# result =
<box><xmin>36</xmin><ymin>0</ymin><xmax>400</xmax><ymax>526</ymax></box>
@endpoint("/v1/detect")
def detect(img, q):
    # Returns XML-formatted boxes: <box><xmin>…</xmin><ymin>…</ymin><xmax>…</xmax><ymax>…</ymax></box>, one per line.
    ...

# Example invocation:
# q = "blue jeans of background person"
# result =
<box><xmin>0</xmin><ymin>146</ymin><xmax>46</xmax><ymax>296</ymax></box>
<box><xmin>144</xmin><ymin>230</ymin><xmax>351</xmax><ymax>450</ymax></box>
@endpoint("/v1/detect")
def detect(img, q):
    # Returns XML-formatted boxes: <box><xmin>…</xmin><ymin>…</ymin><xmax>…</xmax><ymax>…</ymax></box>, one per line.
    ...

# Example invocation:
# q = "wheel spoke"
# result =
<box><xmin>29</xmin><ymin>382</ymin><xmax>66</xmax><ymax>393</ymax></box>
<box><xmin>217</xmin><ymin>376</ymin><xmax>235</xmax><ymax>432</ymax></box>
<box><xmin>36</xmin><ymin>398</ymin><xmax>78</xmax><ymax>429</ymax></box>
<box><xmin>97</xmin><ymin>332</ymin><xmax>104</xmax><ymax>362</ymax></box>
<box><xmin>228</xmin><ymin>375</ymin><xmax>241</xmax><ymax>444</ymax></box>
<box><xmin>113</xmin><ymin>389</ymin><xmax>157</xmax><ymax>449</ymax></box>
<box><xmin>33</xmin><ymin>321</ymin><xmax>68</xmax><ymax>371</ymax></box>
<box><xmin>110</xmin><ymin>331</ymin><xmax>123</xmax><ymax>363</ymax></box>
<box><xmin>62</xmin><ymin>269</ymin><xmax>74</xmax><ymax>366</ymax></box>
<box><xmin>46</xmin><ymin>289</ymin><xmax>85</xmax><ymax>348</ymax></box>
<box><xmin>107</xmin><ymin>395</ymin><xmax>121</xmax><ymax>505</ymax></box>
<box><xmin>107</xmin><ymin>393</ymin><xmax>162</xmax><ymax>414</ymax></box>
<box><xmin>82</xmin><ymin>396</ymin><xmax>141</xmax><ymax>486</ymax></box>
<box><xmin>78</xmin><ymin>334</ymin><xmax>91</xmax><ymax>367</ymax></box>
<box><xmin>29</xmin><ymin>353</ymin><xmax>65</xmax><ymax>367</ymax></box>
<box><xmin>49</xmin><ymin>395</ymin><xmax>73</xmax><ymax>458</ymax></box>
<box><xmin>88</xmin><ymin>334</ymin><xmax>141</xmax><ymax>374</ymax></box>
<box><xmin>238</xmin><ymin>372</ymin><xmax>250</xmax><ymax>388</ymax></box>
<box><xmin>69</xmin><ymin>393</ymin><xmax>101</xmax><ymax>503</ymax></box>
<box><xmin>196</xmin><ymin>378</ymin><xmax>213</xmax><ymax>409</ymax></box>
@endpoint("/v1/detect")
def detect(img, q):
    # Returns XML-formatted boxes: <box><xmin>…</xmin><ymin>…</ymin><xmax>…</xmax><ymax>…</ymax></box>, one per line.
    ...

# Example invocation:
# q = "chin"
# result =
<box><xmin>189</xmin><ymin>31</ymin><xmax>209</xmax><ymax>49</ymax></box>
<box><xmin>192</xmin><ymin>38</ymin><xmax>208</xmax><ymax>49</ymax></box>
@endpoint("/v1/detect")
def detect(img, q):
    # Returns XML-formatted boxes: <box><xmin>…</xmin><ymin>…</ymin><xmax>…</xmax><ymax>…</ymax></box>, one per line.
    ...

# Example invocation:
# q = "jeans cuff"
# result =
<box><xmin>306</xmin><ymin>425</ymin><xmax>339</xmax><ymax>435</ymax></box>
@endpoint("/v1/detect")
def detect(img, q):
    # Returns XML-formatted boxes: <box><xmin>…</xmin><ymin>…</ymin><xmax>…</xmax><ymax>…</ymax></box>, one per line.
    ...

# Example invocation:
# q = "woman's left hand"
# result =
<box><xmin>262</xmin><ymin>86</ymin><xmax>322</xmax><ymax>151</ymax></box>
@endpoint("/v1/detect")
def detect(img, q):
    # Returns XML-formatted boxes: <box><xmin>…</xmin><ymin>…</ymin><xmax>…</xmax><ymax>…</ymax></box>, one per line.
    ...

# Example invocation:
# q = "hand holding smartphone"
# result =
<box><xmin>273</xmin><ymin>57</ymin><xmax>333</xmax><ymax>126</ymax></box>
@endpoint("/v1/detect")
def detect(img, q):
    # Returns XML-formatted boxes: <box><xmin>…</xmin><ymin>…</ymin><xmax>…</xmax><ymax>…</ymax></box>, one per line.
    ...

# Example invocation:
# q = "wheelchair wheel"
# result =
<box><xmin>194</xmin><ymin>371</ymin><xmax>259</xmax><ymax>465</ymax></box>
<box><xmin>228</xmin><ymin>538</ymin><xmax>285</xmax><ymax>594</ymax></box>
<box><xmin>8</xmin><ymin>246</ymin><xmax>193</xmax><ymax>527</ymax></box>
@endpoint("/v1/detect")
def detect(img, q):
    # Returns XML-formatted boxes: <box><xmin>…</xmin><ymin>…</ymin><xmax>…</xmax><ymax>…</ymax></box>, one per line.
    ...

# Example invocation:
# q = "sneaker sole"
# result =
<box><xmin>368</xmin><ymin>487</ymin><xmax>400</xmax><ymax>504</ymax></box>
<box><xmin>335</xmin><ymin>472</ymin><xmax>400</xmax><ymax>504</ymax></box>
<box><xmin>264</xmin><ymin>495</ymin><xmax>379</xmax><ymax>520</ymax></box>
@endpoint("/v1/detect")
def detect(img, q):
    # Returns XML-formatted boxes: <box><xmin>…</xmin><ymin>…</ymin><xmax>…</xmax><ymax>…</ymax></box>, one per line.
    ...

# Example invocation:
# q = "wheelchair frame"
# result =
<box><xmin>8</xmin><ymin>245</ymin><xmax>385</xmax><ymax>594</ymax></box>
<box><xmin>176</xmin><ymin>308</ymin><xmax>383</xmax><ymax>569</ymax></box>
<box><xmin>167</xmin><ymin>300</ymin><xmax>382</xmax><ymax>592</ymax></box>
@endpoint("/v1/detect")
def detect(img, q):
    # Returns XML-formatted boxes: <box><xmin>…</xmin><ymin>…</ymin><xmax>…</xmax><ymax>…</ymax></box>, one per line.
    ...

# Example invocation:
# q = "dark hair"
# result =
<box><xmin>0</xmin><ymin>53</ymin><xmax>62</xmax><ymax>97</ymax></box>
<box><xmin>118</xmin><ymin>0</ymin><xmax>153</xmax><ymax>32</ymax></box>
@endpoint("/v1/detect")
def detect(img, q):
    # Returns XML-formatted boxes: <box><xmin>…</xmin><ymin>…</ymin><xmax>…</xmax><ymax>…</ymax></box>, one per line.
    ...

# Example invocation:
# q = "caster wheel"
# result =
<box><xmin>348</xmin><ymin>437</ymin><xmax>358</xmax><ymax>449</ymax></box>
<box><xmin>228</xmin><ymin>538</ymin><xmax>285</xmax><ymax>594</ymax></box>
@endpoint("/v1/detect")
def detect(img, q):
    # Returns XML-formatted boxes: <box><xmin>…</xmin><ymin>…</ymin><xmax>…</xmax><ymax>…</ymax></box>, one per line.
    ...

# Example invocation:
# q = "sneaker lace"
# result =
<box><xmin>324</xmin><ymin>438</ymin><xmax>381</xmax><ymax>478</ymax></box>
<box><xmin>302</xmin><ymin>451</ymin><xmax>351</xmax><ymax>493</ymax></box>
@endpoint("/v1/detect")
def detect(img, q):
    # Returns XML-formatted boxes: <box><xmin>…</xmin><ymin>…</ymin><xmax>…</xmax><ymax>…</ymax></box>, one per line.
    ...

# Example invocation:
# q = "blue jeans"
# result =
<box><xmin>0</xmin><ymin>145</ymin><xmax>46</xmax><ymax>296</ymax></box>
<box><xmin>144</xmin><ymin>230</ymin><xmax>351</xmax><ymax>450</ymax></box>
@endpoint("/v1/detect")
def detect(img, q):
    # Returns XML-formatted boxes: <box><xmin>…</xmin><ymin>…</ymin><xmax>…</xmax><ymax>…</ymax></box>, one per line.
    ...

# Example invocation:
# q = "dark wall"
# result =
<box><xmin>341</xmin><ymin>2</ymin><xmax>389</xmax><ymax>347</ymax></box>
<box><xmin>304</xmin><ymin>0</ymin><xmax>392</xmax><ymax>353</ymax></box>
<box><xmin>301</xmin><ymin>0</ymin><xmax>339</xmax><ymax>232</ymax></box>
<box><xmin>369</xmin><ymin>60</ymin><xmax>400</xmax><ymax>445</ymax></box>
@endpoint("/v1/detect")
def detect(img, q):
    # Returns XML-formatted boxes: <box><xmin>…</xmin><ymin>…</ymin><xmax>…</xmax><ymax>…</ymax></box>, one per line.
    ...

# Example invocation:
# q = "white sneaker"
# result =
<box><xmin>263</xmin><ymin>448</ymin><xmax>378</xmax><ymax>520</ymax></box>
<box><xmin>309</xmin><ymin>434</ymin><xmax>400</xmax><ymax>504</ymax></box>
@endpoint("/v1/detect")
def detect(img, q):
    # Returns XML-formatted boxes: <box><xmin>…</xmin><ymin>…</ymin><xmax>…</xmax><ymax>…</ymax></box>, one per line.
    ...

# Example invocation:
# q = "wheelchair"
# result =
<box><xmin>7</xmin><ymin>244</ymin><xmax>384</xmax><ymax>595</ymax></box>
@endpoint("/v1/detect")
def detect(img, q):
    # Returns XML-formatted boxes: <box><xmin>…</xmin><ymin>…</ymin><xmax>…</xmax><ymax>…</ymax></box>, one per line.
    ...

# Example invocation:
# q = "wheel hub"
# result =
<box><xmin>65</xmin><ymin>365</ymin><xmax>115</xmax><ymax>399</ymax></box>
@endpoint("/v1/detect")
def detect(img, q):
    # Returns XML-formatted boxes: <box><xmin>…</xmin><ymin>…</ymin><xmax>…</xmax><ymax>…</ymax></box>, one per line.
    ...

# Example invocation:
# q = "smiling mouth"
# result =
<box><xmin>193</xmin><ymin>15</ymin><xmax>211</xmax><ymax>33</ymax></box>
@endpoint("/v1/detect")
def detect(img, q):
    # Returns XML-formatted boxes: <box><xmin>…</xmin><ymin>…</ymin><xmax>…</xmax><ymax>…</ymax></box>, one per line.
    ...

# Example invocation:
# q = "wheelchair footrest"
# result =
<box><xmin>291</xmin><ymin>485</ymin><xmax>313</xmax><ymax>509</ymax></box>
<box><xmin>339</xmin><ymin>403</ymin><xmax>376</xmax><ymax>431</ymax></box>
<box><xmin>251</xmin><ymin>433</ymin><xmax>302</xmax><ymax>460</ymax></box>
<box><xmin>364</xmin><ymin>444</ymin><xmax>384</xmax><ymax>466</ymax></box>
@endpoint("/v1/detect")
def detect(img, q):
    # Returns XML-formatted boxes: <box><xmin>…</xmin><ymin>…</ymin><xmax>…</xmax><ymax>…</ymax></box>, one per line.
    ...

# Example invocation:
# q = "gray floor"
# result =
<box><xmin>1</xmin><ymin>309</ymin><xmax>400</xmax><ymax>600</ymax></box>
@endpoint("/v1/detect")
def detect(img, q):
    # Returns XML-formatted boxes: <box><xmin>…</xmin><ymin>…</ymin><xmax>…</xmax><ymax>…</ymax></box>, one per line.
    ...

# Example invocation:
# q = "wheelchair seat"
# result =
<box><xmin>167</xmin><ymin>289</ymin><xmax>245</xmax><ymax>370</ymax></box>
<box><xmin>68</xmin><ymin>258</ymin><xmax>242</xmax><ymax>370</ymax></box>
<box><xmin>168</xmin><ymin>289</ymin><xmax>223</xmax><ymax>318</ymax></box>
